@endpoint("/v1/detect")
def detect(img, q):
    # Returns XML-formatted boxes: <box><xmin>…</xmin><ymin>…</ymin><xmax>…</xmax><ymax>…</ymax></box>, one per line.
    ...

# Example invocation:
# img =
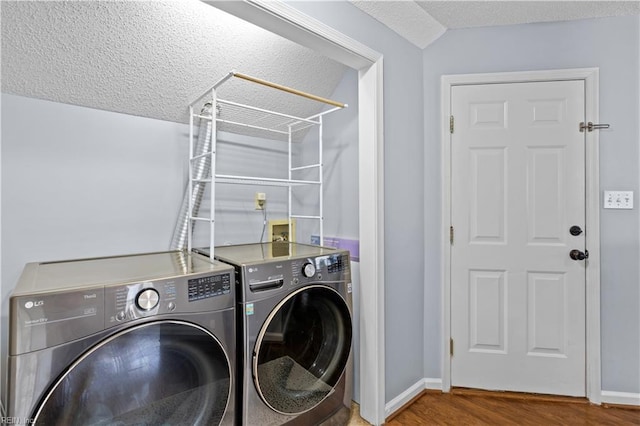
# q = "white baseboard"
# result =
<box><xmin>424</xmin><ymin>378</ymin><xmax>443</xmax><ymax>390</ymax></box>
<box><xmin>601</xmin><ymin>390</ymin><xmax>640</xmax><ymax>406</ymax></box>
<box><xmin>385</xmin><ymin>378</ymin><xmax>442</xmax><ymax>417</ymax></box>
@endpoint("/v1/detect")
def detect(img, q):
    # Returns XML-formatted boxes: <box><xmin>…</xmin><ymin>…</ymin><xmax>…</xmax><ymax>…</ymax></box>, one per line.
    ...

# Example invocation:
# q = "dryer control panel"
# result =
<box><xmin>214</xmin><ymin>243</ymin><xmax>350</xmax><ymax>301</ymax></box>
<box><xmin>291</xmin><ymin>253</ymin><xmax>349</xmax><ymax>283</ymax></box>
<box><xmin>243</xmin><ymin>252</ymin><xmax>350</xmax><ymax>297</ymax></box>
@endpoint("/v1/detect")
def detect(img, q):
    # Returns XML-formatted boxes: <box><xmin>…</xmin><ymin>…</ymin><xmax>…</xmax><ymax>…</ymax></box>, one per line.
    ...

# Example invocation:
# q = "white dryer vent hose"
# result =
<box><xmin>170</xmin><ymin>103</ymin><xmax>213</xmax><ymax>250</ymax></box>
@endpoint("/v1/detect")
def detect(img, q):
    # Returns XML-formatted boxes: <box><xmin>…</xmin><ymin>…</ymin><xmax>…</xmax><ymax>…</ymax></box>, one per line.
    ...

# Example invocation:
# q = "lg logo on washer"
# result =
<box><xmin>24</xmin><ymin>300</ymin><xmax>44</xmax><ymax>309</ymax></box>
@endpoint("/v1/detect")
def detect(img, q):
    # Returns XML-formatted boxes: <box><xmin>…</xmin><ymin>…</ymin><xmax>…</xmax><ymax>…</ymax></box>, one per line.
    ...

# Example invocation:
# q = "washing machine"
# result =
<box><xmin>6</xmin><ymin>250</ymin><xmax>236</xmax><ymax>425</ymax></box>
<box><xmin>198</xmin><ymin>242</ymin><xmax>353</xmax><ymax>426</ymax></box>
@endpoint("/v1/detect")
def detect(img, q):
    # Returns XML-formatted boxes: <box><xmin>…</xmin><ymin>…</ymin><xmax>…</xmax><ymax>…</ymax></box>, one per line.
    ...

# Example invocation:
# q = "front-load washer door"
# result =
<box><xmin>253</xmin><ymin>285</ymin><xmax>352</xmax><ymax>415</ymax></box>
<box><xmin>33</xmin><ymin>320</ymin><xmax>231</xmax><ymax>426</ymax></box>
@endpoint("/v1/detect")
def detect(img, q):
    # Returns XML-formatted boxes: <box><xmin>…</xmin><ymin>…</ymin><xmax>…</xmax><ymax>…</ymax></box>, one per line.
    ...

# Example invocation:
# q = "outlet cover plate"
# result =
<box><xmin>255</xmin><ymin>192</ymin><xmax>266</xmax><ymax>210</ymax></box>
<box><xmin>603</xmin><ymin>191</ymin><xmax>634</xmax><ymax>209</ymax></box>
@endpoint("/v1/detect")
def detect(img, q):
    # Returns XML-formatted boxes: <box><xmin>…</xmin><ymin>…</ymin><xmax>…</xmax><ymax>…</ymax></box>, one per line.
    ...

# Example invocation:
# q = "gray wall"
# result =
<box><xmin>197</xmin><ymin>129</ymin><xmax>290</xmax><ymax>247</ymax></box>
<box><xmin>0</xmin><ymin>94</ymin><xmax>189</xmax><ymax>397</ymax></box>
<box><xmin>0</xmin><ymin>95</ymin><xmax>292</xmax><ymax>293</ymax></box>
<box><xmin>422</xmin><ymin>16</ymin><xmax>640</xmax><ymax>393</ymax></box>
<box><xmin>288</xmin><ymin>1</ymin><xmax>427</xmax><ymax>403</ymax></box>
<box><xmin>294</xmin><ymin>68</ymin><xmax>361</xmax><ymax>400</ymax></box>
<box><xmin>1</xmin><ymin>94</ymin><xmax>188</xmax><ymax>293</ymax></box>
<box><xmin>322</xmin><ymin>69</ymin><xmax>361</xmax><ymax>401</ymax></box>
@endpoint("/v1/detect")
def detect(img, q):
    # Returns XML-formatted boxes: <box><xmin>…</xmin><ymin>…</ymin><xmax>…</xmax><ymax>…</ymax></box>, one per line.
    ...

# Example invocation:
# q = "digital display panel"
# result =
<box><xmin>188</xmin><ymin>273</ymin><xmax>231</xmax><ymax>301</ymax></box>
<box><xmin>316</xmin><ymin>254</ymin><xmax>347</xmax><ymax>273</ymax></box>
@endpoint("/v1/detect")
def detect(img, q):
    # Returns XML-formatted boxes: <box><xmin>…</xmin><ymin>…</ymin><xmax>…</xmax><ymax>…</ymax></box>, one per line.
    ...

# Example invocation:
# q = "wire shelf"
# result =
<box><xmin>213</xmin><ymin>99</ymin><xmax>320</xmax><ymax>142</ymax></box>
<box><xmin>215</xmin><ymin>174</ymin><xmax>321</xmax><ymax>187</ymax></box>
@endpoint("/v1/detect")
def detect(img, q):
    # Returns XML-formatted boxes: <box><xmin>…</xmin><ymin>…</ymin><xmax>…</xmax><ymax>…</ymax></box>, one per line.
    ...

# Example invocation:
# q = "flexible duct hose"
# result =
<box><xmin>170</xmin><ymin>103</ymin><xmax>213</xmax><ymax>250</ymax></box>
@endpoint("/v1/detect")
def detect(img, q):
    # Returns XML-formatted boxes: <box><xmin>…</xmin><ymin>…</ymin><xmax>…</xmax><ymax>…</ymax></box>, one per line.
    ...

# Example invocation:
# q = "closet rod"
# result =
<box><xmin>232</xmin><ymin>72</ymin><xmax>346</xmax><ymax>108</ymax></box>
<box><xmin>194</xmin><ymin>70</ymin><xmax>347</xmax><ymax>109</ymax></box>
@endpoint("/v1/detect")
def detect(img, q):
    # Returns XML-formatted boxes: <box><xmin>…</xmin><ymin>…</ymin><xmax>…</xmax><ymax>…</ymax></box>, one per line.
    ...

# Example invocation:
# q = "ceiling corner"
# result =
<box><xmin>349</xmin><ymin>1</ymin><xmax>446</xmax><ymax>49</ymax></box>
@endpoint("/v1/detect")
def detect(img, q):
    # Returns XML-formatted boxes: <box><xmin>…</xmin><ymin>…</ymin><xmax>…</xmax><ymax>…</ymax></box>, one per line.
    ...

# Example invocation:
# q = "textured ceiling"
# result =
<box><xmin>4</xmin><ymin>1</ymin><xmax>639</xmax><ymax>125</ymax></box>
<box><xmin>0</xmin><ymin>1</ymin><xmax>348</xmax><ymax>124</ymax></box>
<box><xmin>419</xmin><ymin>1</ymin><xmax>640</xmax><ymax>29</ymax></box>
<box><xmin>352</xmin><ymin>0</ymin><xmax>640</xmax><ymax>48</ymax></box>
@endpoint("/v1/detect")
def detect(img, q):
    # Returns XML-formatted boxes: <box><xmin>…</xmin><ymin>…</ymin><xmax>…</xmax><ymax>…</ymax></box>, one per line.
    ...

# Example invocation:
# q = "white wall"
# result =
<box><xmin>423</xmin><ymin>16</ymin><xmax>640</xmax><ymax>394</ymax></box>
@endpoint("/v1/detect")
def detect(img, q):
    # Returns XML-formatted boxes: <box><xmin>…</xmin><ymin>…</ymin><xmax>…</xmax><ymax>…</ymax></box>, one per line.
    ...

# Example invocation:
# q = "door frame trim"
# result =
<box><xmin>441</xmin><ymin>68</ymin><xmax>601</xmax><ymax>403</ymax></box>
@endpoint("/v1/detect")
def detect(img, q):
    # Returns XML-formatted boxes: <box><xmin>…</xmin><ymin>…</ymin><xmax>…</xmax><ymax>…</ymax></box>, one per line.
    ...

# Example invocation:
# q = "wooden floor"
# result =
<box><xmin>381</xmin><ymin>389</ymin><xmax>640</xmax><ymax>425</ymax></box>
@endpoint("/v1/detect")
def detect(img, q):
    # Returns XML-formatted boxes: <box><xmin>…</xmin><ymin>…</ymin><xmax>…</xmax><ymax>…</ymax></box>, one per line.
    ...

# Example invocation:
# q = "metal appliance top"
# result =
<box><xmin>198</xmin><ymin>242</ymin><xmax>344</xmax><ymax>266</ymax></box>
<box><xmin>13</xmin><ymin>250</ymin><xmax>232</xmax><ymax>296</ymax></box>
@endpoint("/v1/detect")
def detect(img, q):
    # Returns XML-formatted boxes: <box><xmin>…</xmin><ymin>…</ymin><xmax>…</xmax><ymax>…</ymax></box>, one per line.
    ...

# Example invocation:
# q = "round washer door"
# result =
<box><xmin>34</xmin><ymin>320</ymin><xmax>231</xmax><ymax>426</ymax></box>
<box><xmin>253</xmin><ymin>285</ymin><xmax>352</xmax><ymax>415</ymax></box>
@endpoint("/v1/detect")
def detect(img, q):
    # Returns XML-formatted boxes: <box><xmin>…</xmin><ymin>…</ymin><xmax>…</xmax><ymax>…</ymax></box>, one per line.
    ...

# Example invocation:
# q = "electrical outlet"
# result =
<box><xmin>255</xmin><ymin>192</ymin><xmax>266</xmax><ymax>210</ymax></box>
<box><xmin>603</xmin><ymin>191</ymin><xmax>634</xmax><ymax>209</ymax></box>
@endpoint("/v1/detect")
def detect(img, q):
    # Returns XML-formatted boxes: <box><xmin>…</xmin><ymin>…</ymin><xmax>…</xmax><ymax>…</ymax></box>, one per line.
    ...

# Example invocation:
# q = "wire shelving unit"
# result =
<box><xmin>187</xmin><ymin>71</ymin><xmax>347</xmax><ymax>259</ymax></box>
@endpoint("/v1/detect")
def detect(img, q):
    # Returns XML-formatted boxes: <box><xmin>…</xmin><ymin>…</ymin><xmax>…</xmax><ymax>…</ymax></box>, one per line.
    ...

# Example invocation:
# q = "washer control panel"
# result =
<box><xmin>104</xmin><ymin>271</ymin><xmax>233</xmax><ymax>327</ymax></box>
<box><xmin>108</xmin><ymin>281</ymin><xmax>177</xmax><ymax>324</ymax></box>
<box><xmin>188</xmin><ymin>273</ymin><xmax>232</xmax><ymax>301</ymax></box>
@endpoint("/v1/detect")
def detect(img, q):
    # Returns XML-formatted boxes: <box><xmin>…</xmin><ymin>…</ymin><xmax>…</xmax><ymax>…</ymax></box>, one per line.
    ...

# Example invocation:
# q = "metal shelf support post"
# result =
<box><xmin>187</xmin><ymin>105</ymin><xmax>195</xmax><ymax>252</ymax></box>
<box><xmin>208</xmin><ymin>89</ymin><xmax>217</xmax><ymax>259</ymax></box>
<box><xmin>319</xmin><ymin>115</ymin><xmax>324</xmax><ymax>246</ymax></box>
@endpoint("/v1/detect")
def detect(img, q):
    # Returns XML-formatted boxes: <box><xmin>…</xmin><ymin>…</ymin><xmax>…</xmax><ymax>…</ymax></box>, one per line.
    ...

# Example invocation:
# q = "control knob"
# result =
<box><xmin>302</xmin><ymin>262</ymin><xmax>316</xmax><ymax>278</ymax></box>
<box><xmin>136</xmin><ymin>288</ymin><xmax>159</xmax><ymax>311</ymax></box>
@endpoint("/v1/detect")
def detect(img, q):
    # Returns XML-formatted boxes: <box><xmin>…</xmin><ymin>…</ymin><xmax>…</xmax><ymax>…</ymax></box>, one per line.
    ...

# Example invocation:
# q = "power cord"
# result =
<box><xmin>259</xmin><ymin>204</ymin><xmax>267</xmax><ymax>243</ymax></box>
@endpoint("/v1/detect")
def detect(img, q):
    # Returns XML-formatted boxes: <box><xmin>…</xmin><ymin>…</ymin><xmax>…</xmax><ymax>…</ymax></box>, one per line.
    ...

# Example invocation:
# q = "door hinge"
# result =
<box><xmin>450</xmin><ymin>226</ymin><xmax>454</xmax><ymax>245</ymax></box>
<box><xmin>450</xmin><ymin>338</ymin><xmax>454</xmax><ymax>356</ymax></box>
<box><xmin>450</xmin><ymin>115</ymin><xmax>454</xmax><ymax>134</ymax></box>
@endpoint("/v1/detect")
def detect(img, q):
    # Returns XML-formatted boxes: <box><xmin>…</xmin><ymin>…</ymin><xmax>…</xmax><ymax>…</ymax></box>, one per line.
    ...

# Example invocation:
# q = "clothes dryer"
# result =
<box><xmin>199</xmin><ymin>242</ymin><xmax>352</xmax><ymax>426</ymax></box>
<box><xmin>7</xmin><ymin>250</ymin><xmax>235</xmax><ymax>425</ymax></box>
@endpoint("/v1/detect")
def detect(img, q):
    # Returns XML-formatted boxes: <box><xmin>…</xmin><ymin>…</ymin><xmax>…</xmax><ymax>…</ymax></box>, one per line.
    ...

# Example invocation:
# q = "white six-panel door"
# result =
<box><xmin>450</xmin><ymin>80</ymin><xmax>586</xmax><ymax>396</ymax></box>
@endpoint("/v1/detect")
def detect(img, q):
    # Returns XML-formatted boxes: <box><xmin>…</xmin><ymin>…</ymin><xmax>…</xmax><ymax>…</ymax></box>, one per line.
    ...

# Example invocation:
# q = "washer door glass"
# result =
<box><xmin>34</xmin><ymin>321</ymin><xmax>231</xmax><ymax>426</ymax></box>
<box><xmin>254</xmin><ymin>286</ymin><xmax>352</xmax><ymax>415</ymax></box>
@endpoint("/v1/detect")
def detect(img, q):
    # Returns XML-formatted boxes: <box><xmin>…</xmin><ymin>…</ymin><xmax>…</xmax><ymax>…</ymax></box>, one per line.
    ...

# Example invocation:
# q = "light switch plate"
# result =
<box><xmin>603</xmin><ymin>191</ymin><xmax>634</xmax><ymax>209</ymax></box>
